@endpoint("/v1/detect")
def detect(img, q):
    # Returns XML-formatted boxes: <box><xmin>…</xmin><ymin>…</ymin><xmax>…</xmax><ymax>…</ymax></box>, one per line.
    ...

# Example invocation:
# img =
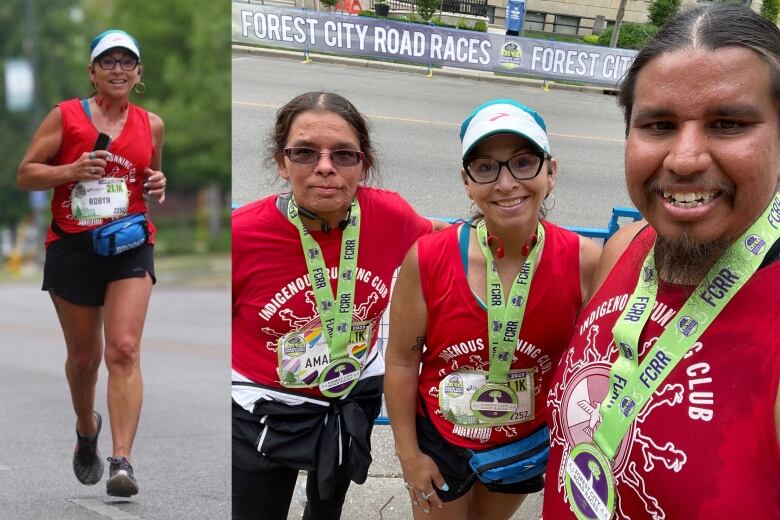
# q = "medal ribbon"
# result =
<box><xmin>595</xmin><ymin>192</ymin><xmax>780</xmax><ymax>459</ymax></box>
<box><xmin>476</xmin><ymin>220</ymin><xmax>545</xmax><ymax>384</ymax></box>
<box><xmin>287</xmin><ymin>197</ymin><xmax>360</xmax><ymax>361</ymax></box>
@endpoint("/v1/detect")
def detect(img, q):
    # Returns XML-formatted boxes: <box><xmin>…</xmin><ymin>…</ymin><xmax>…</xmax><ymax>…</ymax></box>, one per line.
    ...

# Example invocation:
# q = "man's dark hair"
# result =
<box><xmin>618</xmin><ymin>4</ymin><xmax>780</xmax><ymax>134</ymax></box>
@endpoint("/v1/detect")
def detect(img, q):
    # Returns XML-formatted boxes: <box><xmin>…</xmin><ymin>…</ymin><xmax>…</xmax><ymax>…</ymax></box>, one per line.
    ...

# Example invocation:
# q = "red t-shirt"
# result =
<box><xmin>417</xmin><ymin>221</ymin><xmax>582</xmax><ymax>450</ymax></box>
<box><xmin>232</xmin><ymin>186</ymin><xmax>432</xmax><ymax>398</ymax></box>
<box><xmin>46</xmin><ymin>98</ymin><xmax>156</xmax><ymax>245</ymax></box>
<box><xmin>544</xmin><ymin>227</ymin><xmax>780</xmax><ymax>519</ymax></box>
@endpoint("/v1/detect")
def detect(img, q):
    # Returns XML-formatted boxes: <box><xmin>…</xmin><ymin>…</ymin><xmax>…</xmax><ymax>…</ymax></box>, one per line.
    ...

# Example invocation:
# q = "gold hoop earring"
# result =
<box><xmin>134</xmin><ymin>82</ymin><xmax>146</xmax><ymax>94</ymax></box>
<box><xmin>543</xmin><ymin>192</ymin><xmax>556</xmax><ymax>212</ymax></box>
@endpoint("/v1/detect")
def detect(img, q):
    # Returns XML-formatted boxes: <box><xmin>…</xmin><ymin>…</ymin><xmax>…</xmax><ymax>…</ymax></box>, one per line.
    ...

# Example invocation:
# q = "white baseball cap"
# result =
<box><xmin>460</xmin><ymin>99</ymin><xmax>550</xmax><ymax>159</ymax></box>
<box><xmin>90</xmin><ymin>30</ymin><xmax>140</xmax><ymax>61</ymax></box>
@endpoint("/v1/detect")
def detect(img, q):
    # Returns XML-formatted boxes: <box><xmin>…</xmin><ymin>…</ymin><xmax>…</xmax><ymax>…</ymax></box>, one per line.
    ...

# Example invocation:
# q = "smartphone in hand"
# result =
<box><xmin>93</xmin><ymin>132</ymin><xmax>111</xmax><ymax>151</ymax></box>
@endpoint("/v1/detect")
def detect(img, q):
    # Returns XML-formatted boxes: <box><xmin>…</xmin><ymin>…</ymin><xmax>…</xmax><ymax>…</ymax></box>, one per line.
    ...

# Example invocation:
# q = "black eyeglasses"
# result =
<box><xmin>284</xmin><ymin>147</ymin><xmax>364</xmax><ymax>167</ymax></box>
<box><xmin>463</xmin><ymin>151</ymin><xmax>548</xmax><ymax>184</ymax></box>
<box><xmin>96</xmin><ymin>55</ymin><xmax>139</xmax><ymax>71</ymax></box>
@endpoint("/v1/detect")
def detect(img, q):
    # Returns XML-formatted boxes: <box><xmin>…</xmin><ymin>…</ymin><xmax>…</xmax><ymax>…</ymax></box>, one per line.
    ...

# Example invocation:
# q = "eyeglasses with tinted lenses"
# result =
<box><xmin>96</xmin><ymin>55</ymin><xmax>139</xmax><ymax>71</ymax></box>
<box><xmin>464</xmin><ymin>151</ymin><xmax>547</xmax><ymax>183</ymax></box>
<box><xmin>284</xmin><ymin>147</ymin><xmax>364</xmax><ymax>167</ymax></box>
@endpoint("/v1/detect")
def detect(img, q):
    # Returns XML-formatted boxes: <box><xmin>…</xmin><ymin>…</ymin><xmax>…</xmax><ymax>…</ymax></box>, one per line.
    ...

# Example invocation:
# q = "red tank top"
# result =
<box><xmin>417</xmin><ymin>220</ymin><xmax>582</xmax><ymax>450</ymax></box>
<box><xmin>544</xmin><ymin>227</ymin><xmax>780</xmax><ymax>519</ymax></box>
<box><xmin>46</xmin><ymin>98</ymin><xmax>156</xmax><ymax>245</ymax></box>
<box><xmin>232</xmin><ymin>186</ymin><xmax>432</xmax><ymax>398</ymax></box>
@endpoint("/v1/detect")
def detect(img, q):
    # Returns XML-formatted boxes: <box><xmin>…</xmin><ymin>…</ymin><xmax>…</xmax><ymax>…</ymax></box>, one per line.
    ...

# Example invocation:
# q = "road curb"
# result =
<box><xmin>232</xmin><ymin>44</ymin><xmax>619</xmax><ymax>96</ymax></box>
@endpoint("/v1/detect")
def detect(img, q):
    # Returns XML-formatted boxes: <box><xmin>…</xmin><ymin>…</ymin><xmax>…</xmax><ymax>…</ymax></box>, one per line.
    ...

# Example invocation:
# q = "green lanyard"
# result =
<box><xmin>287</xmin><ymin>197</ymin><xmax>361</xmax><ymax>361</ymax></box>
<box><xmin>595</xmin><ymin>192</ymin><xmax>780</xmax><ymax>459</ymax></box>
<box><xmin>476</xmin><ymin>220</ymin><xmax>545</xmax><ymax>384</ymax></box>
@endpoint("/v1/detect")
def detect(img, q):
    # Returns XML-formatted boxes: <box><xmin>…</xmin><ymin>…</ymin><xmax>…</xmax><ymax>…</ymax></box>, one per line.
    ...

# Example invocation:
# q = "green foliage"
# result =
<box><xmin>416</xmin><ymin>0</ymin><xmax>439</xmax><ymax>22</ymax></box>
<box><xmin>456</xmin><ymin>17</ymin><xmax>470</xmax><ymax>30</ymax></box>
<box><xmin>597</xmin><ymin>22</ymin><xmax>658</xmax><ymax>49</ymax></box>
<box><xmin>0</xmin><ymin>0</ymin><xmax>230</xmax><ymax>231</ymax></box>
<box><xmin>110</xmin><ymin>0</ymin><xmax>231</xmax><ymax>191</ymax></box>
<box><xmin>583</xmin><ymin>34</ymin><xmax>600</xmax><ymax>45</ymax></box>
<box><xmin>761</xmin><ymin>0</ymin><xmax>780</xmax><ymax>24</ymax></box>
<box><xmin>473</xmin><ymin>20</ymin><xmax>488</xmax><ymax>33</ymax></box>
<box><xmin>0</xmin><ymin>0</ymin><xmax>91</xmax><ymax>226</ymax></box>
<box><xmin>647</xmin><ymin>0</ymin><xmax>681</xmax><ymax>27</ymax></box>
<box><xmin>320</xmin><ymin>0</ymin><xmax>338</xmax><ymax>10</ymax></box>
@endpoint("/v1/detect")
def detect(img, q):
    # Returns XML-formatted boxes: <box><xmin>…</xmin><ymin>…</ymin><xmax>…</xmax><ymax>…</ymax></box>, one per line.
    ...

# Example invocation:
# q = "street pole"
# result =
<box><xmin>609</xmin><ymin>0</ymin><xmax>627</xmax><ymax>48</ymax></box>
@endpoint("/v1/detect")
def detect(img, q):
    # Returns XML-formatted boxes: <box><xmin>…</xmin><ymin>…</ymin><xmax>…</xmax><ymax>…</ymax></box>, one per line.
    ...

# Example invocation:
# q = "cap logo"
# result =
<box><xmin>489</xmin><ymin>112</ymin><xmax>510</xmax><ymax>122</ymax></box>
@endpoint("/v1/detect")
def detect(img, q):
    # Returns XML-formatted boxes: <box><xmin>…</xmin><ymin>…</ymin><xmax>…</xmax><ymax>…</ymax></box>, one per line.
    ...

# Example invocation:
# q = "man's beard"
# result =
<box><xmin>654</xmin><ymin>226</ymin><xmax>731</xmax><ymax>285</ymax></box>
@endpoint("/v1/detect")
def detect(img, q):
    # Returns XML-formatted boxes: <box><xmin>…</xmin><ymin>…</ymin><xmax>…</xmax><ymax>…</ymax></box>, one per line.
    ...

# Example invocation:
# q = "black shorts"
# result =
<box><xmin>42</xmin><ymin>238</ymin><xmax>155</xmax><ymax>306</ymax></box>
<box><xmin>415</xmin><ymin>414</ymin><xmax>544</xmax><ymax>502</ymax></box>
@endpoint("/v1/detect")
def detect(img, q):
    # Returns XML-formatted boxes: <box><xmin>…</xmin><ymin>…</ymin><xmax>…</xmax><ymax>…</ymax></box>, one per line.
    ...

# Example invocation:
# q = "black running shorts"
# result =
<box><xmin>42</xmin><ymin>238</ymin><xmax>155</xmax><ymax>306</ymax></box>
<box><xmin>415</xmin><ymin>413</ymin><xmax>544</xmax><ymax>502</ymax></box>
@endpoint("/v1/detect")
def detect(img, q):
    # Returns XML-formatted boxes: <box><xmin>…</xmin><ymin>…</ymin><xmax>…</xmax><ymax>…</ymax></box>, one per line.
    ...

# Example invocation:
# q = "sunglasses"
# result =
<box><xmin>284</xmin><ymin>147</ymin><xmax>364</xmax><ymax>167</ymax></box>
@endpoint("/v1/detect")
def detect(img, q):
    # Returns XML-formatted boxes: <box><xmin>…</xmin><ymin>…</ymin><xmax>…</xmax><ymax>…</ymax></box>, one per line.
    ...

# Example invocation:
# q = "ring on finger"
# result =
<box><xmin>90</xmin><ymin>167</ymin><xmax>96</xmax><ymax>175</ymax></box>
<box><xmin>421</xmin><ymin>491</ymin><xmax>434</xmax><ymax>501</ymax></box>
<box><xmin>88</xmin><ymin>152</ymin><xmax>96</xmax><ymax>160</ymax></box>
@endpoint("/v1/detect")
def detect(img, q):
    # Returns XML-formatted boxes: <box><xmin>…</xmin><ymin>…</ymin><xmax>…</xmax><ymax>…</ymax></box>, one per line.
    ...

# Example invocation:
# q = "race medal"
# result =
<box><xmin>71</xmin><ymin>178</ymin><xmax>129</xmax><ymax>220</ymax></box>
<box><xmin>319</xmin><ymin>357</ymin><xmax>361</xmax><ymax>398</ymax></box>
<box><xmin>564</xmin><ymin>443</ymin><xmax>615</xmax><ymax>520</ymax></box>
<box><xmin>439</xmin><ymin>368</ymin><xmax>534</xmax><ymax>427</ymax></box>
<box><xmin>469</xmin><ymin>383</ymin><xmax>518</xmax><ymax>424</ymax></box>
<box><xmin>277</xmin><ymin>321</ymin><xmax>373</xmax><ymax>388</ymax></box>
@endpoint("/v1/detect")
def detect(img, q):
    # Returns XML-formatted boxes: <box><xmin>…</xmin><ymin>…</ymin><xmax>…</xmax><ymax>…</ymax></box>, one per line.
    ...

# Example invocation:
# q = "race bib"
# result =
<box><xmin>277</xmin><ymin>321</ymin><xmax>372</xmax><ymax>388</ymax></box>
<box><xmin>71</xmin><ymin>178</ymin><xmax>129</xmax><ymax>221</ymax></box>
<box><xmin>438</xmin><ymin>368</ymin><xmax>535</xmax><ymax>428</ymax></box>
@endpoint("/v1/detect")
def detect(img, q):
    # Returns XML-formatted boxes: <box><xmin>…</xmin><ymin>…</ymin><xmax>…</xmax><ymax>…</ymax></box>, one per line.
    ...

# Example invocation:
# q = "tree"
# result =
<box><xmin>648</xmin><ymin>0</ymin><xmax>681</xmax><ymax>27</ymax></box>
<box><xmin>598</xmin><ymin>22</ymin><xmax>658</xmax><ymax>50</ymax></box>
<box><xmin>416</xmin><ymin>0</ymin><xmax>439</xmax><ymax>22</ymax></box>
<box><xmin>1</xmin><ymin>0</ymin><xmax>231</xmax><ymax>251</ymax></box>
<box><xmin>761</xmin><ymin>0</ymin><xmax>780</xmax><ymax>24</ymax></box>
<box><xmin>0</xmin><ymin>0</ymin><xmax>93</xmax><ymax>227</ymax></box>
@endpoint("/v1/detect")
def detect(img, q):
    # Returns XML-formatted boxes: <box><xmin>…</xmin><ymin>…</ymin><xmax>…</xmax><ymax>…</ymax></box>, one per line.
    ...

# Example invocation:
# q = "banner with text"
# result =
<box><xmin>232</xmin><ymin>4</ymin><xmax>637</xmax><ymax>86</ymax></box>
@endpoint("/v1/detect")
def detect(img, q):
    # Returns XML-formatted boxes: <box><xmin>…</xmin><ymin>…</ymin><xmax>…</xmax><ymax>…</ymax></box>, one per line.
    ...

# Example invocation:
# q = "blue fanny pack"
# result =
<box><xmin>465</xmin><ymin>425</ymin><xmax>549</xmax><ymax>486</ymax></box>
<box><xmin>52</xmin><ymin>213</ymin><xmax>149</xmax><ymax>257</ymax></box>
<box><xmin>91</xmin><ymin>213</ymin><xmax>149</xmax><ymax>257</ymax></box>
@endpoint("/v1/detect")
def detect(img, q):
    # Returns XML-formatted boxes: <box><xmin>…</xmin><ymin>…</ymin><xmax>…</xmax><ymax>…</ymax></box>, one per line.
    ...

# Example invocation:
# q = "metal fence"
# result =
<box><xmin>388</xmin><ymin>0</ymin><xmax>488</xmax><ymax>17</ymax></box>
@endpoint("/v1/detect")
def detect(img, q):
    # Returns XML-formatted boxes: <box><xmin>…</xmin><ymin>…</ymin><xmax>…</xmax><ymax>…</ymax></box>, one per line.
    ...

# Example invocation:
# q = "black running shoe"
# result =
<box><xmin>106</xmin><ymin>456</ymin><xmax>139</xmax><ymax>497</ymax></box>
<box><xmin>73</xmin><ymin>411</ymin><xmax>104</xmax><ymax>485</ymax></box>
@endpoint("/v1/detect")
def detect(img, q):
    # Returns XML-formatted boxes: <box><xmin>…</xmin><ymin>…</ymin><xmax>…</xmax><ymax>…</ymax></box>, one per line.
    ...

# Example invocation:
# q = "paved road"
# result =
<box><xmin>0</xmin><ymin>281</ymin><xmax>230</xmax><ymax>520</ymax></box>
<box><xmin>232</xmin><ymin>47</ymin><xmax>632</xmax><ymax>230</ymax></box>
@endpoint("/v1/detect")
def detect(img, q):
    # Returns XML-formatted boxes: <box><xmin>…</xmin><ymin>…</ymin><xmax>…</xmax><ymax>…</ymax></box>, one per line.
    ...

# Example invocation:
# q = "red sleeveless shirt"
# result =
<box><xmin>544</xmin><ymin>226</ymin><xmax>780</xmax><ymax>519</ymax></box>
<box><xmin>46</xmin><ymin>98</ymin><xmax>156</xmax><ymax>246</ymax></box>
<box><xmin>417</xmin><ymin>220</ymin><xmax>582</xmax><ymax>450</ymax></box>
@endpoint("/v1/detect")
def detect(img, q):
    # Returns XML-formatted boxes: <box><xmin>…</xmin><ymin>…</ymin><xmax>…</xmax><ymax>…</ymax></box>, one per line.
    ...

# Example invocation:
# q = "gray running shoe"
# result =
<box><xmin>106</xmin><ymin>456</ymin><xmax>139</xmax><ymax>497</ymax></box>
<box><xmin>73</xmin><ymin>411</ymin><xmax>104</xmax><ymax>485</ymax></box>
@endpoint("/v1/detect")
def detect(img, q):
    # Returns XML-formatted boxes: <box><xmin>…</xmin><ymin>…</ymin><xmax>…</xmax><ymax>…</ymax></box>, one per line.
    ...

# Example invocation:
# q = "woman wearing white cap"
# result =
<box><xmin>17</xmin><ymin>29</ymin><xmax>167</xmax><ymax>498</ymax></box>
<box><xmin>385</xmin><ymin>99</ymin><xmax>600</xmax><ymax>519</ymax></box>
